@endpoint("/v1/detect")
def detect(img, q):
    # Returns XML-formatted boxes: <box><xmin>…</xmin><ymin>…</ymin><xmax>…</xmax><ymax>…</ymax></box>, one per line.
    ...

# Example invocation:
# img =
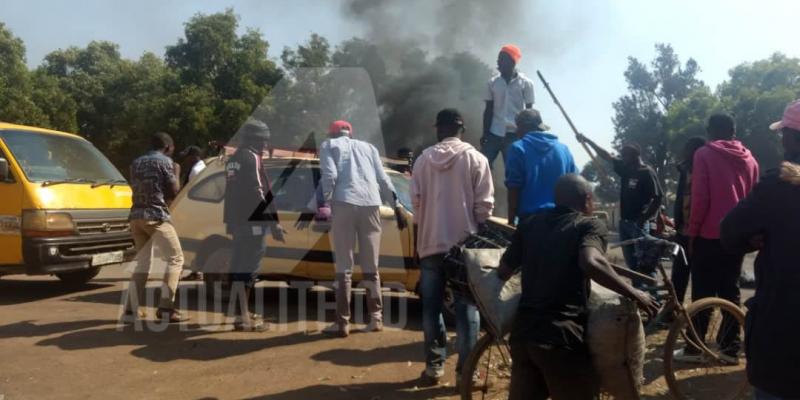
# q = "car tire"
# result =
<box><xmin>56</xmin><ymin>267</ymin><xmax>101</xmax><ymax>286</ymax></box>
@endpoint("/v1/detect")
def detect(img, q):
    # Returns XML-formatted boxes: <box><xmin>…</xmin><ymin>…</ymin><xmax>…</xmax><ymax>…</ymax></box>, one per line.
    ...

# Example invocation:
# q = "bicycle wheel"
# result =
<box><xmin>460</xmin><ymin>332</ymin><xmax>512</xmax><ymax>400</ymax></box>
<box><xmin>663</xmin><ymin>297</ymin><xmax>748</xmax><ymax>400</ymax></box>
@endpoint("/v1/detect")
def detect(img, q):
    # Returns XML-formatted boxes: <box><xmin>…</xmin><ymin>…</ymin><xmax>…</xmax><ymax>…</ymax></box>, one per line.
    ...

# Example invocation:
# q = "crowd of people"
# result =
<box><xmin>119</xmin><ymin>43</ymin><xmax>800</xmax><ymax>399</ymax></box>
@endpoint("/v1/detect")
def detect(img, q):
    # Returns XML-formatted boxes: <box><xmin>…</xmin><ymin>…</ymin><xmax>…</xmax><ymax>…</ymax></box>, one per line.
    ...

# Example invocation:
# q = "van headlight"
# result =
<box><xmin>22</xmin><ymin>210</ymin><xmax>75</xmax><ymax>237</ymax></box>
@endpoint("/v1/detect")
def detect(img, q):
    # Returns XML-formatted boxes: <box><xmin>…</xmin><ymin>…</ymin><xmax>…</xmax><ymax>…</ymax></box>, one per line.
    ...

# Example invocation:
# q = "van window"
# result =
<box><xmin>390</xmin><ymin>173</ymin><xmax>413</xmax><ymax>212</ymax></box>
<box><xmin>267</xmin><ymin>166</ymin><xmax>316</xmax><ymax>212</ymax></box>
<box><xmin>188</xmin><ymin>172</ymin><xmax>225</xmax><ymax>203</ymax></box>
<box><xmin>0</xmin><ymin>130</ymin><xmax>124</xmax><ymax>183</ymax></box>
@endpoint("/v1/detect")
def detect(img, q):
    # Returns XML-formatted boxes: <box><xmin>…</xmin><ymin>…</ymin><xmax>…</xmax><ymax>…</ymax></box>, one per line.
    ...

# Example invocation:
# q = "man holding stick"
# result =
<box><xmin>577</xmin><ymin>134</ymin><xmax>663</xmax><ymax>287</ymax></box>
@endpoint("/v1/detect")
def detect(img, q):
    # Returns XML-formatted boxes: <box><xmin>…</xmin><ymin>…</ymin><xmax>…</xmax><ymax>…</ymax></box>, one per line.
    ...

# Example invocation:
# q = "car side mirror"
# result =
<box><xmin>0</xmin><ymin>158</ymin><xmax>9</xmax><ymax>182</ymax></box>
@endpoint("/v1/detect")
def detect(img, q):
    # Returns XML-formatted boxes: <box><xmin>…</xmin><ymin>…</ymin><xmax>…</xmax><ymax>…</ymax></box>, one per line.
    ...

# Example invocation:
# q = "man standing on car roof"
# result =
<box><xmin>122</xmin><ymin>132</ymin><xmax>188</xmax><ymax>324</ymax></box>
<box><xmin>223</xmin><ymin>120</ymin><xmax>286</xmax><ymax>332</ymax></box>
<box><xmin>482</xmin><ymin>44</ymin><xmax>535</xmax><ymax>170</ymax></box>
<box><xmin>319</xmin><ymin>120</ymin><xmax>407</xmax><ymax>338</ymax></box>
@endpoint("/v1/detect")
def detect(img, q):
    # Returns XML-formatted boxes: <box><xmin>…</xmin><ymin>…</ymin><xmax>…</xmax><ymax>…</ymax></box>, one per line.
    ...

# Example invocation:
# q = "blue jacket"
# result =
<box><xmin>505</xmin><ymin>132</ymin><xmax>578</xmax><ymax>217</ymax></box>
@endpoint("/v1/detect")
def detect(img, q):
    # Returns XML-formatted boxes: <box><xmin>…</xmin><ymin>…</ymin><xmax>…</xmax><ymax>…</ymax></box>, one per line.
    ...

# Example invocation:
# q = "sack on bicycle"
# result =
<box><xmin>449</xmin><ymin>229</ymin><xmax>646</xmax><ymax>399</ymax></box>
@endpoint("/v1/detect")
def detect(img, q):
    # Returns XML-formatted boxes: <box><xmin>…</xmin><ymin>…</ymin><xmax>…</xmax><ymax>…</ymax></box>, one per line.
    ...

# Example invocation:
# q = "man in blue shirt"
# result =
<box><xmin>319</xmin><ymin>120</ymin><xmax>407</xmax><ymax>337</ymax></box>
<box><xmin>505</xmin><ymin>109</ymin><xmax>577</xmax><ymax>225</ymax></box>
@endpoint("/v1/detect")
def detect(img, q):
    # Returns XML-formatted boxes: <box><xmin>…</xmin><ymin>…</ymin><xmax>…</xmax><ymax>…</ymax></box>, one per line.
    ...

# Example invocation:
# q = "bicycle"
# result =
<box><xmin>454</xmin><ymin>234</ymin><xmax>748</xmax><ymax>400</ymax></box>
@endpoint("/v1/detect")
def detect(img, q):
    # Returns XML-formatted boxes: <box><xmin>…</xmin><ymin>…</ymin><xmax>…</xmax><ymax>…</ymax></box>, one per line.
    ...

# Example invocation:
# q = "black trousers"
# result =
<box><xmin>671</xmin><ymin>234</ymin><xmax>691</xmax><ymax>304</ymax></box>
<box><xmin>690</xmin><ymin>237</ymin><xmax>744</xmax><ymax>353</ymax></box>
<box><xmin>509</xmin><ymin>340</ymin><xmax>599</xmax><ymax>400</ymax></box>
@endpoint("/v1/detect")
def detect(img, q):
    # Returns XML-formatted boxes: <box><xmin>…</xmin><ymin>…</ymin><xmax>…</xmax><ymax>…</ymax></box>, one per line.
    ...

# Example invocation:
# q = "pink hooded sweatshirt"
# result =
<box><xmin>411</xmin><ymin>137</ymin><xmax>495</xmax><ymax>258</ymax></box>
<box><xmin>688</xmin><ymin>140</ymin><xmax>759</xmax><ymax>239</ymax></box>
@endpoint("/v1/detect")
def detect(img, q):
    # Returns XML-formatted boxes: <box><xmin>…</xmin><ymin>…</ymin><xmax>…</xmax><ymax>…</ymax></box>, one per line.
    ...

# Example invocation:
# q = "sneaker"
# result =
<box><xmin>119</xmin><ymin>310</ymin><xmax>147</xmax><ymax>324</ymax></box>
<box><xmin>419</xmin><ymin>367</ymin><xmax>445</xmax><ymax>387</ymax></box>
<box><xmin>322</xmin><ymin>322</ymin><xmax>349</xmax><ymax>338</ymax></box>
<box><xmin>673</xmin><ymin>347</ymin><xmax>706</xmax><ymax>364</ymax></box>
<box><xmin>234</xmin><ymin>319</ymin><xmax>269</xmax><ymax>332</ymax></box>
<box><xmin>359</xmin><ymin>320</ymin><xmax>383</xmax><ymax>333</ymax></box>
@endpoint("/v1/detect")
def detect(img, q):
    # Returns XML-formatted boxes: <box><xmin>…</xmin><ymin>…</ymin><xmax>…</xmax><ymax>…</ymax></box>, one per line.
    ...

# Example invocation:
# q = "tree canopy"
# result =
<box><xmin>1</xmin><ymin>12</ymin><xmax>798</xmax><ymax>200</ymax></box>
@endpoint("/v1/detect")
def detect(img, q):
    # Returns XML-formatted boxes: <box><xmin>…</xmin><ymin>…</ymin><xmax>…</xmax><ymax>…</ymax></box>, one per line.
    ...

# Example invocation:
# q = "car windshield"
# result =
<box><xmin>389</xmin><ymin>173</ymin><xmax>413</xmax><ymax>213</ymax></box>
<box><xmin>0</xmin><ymin>130</ymin><xmax>125</xmax><ymax>183</ymax></box>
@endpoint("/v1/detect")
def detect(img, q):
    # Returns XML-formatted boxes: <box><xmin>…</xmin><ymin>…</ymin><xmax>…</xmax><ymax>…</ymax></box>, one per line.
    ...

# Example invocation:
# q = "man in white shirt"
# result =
<box><xmin>482</xmin><ymin>44</ymin><xmax>535</xmax><ymax>170</ymax></box>
<box><xmin>179</xmin><ymin>145</ymin><xmax>206</xmax><ymax>186</ymax></box>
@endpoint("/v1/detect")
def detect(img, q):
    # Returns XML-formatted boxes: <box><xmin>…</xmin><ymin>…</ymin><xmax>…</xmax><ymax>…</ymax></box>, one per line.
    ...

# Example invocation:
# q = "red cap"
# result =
<box><xmin>328</xmin><ymin>120</ymin><xmax>353</xmax><ymax>137</ymax></box>
<box><xmin>500</xmin><ymin>44</ymin><xmax>522</xmax><ymax>64</ymax></box>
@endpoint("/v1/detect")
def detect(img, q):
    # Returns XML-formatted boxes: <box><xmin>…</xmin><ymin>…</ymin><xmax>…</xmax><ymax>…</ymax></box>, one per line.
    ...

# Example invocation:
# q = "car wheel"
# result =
<box><xmin>56</xmin><ymin>267</ymin><xmax>101</xmax><ymax>287</ymax></box>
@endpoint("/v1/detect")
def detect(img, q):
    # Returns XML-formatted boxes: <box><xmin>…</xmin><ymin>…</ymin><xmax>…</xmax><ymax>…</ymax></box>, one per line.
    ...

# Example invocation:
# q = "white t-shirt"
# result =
<box><xmin>188</xmin><ymin>160</ymin><xmax>206</xmax><ymax>182</ymax></box>
<box><xmin>485</xmin><ymin>72</ymin><xmax>535</xmax><ymax>136</ymax></box>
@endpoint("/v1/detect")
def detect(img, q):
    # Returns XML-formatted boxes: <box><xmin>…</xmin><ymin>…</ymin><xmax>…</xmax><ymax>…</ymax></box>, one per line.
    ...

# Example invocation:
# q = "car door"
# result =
<box><xmin>262</xmin><ymin>161</ymin><xmax>314</xmax><ymax>278</ymax></box>
<box><xmin>0</xmin><ymin>144</ymin><xmax>23</xmax><ymax>266</ymax></box>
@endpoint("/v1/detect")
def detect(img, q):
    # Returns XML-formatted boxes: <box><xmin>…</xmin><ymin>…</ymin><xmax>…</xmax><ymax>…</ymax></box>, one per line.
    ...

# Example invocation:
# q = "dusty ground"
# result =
<box><xmin>0</xmin><ymin>253</ymin><xmax>755</xmax><ymax>400</ymax></box>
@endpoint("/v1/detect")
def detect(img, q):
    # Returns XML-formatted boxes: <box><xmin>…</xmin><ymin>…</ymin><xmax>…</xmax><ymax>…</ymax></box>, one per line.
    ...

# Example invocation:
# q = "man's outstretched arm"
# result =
<box><xmin>580</xmin><ymin>246</ymin><xmax>659</xmax><ymax>317</ymax></box>
<box><xmin>576</xmin><ymin>133</ymin><xmax>614</xmax><ymax>163</ymax></box>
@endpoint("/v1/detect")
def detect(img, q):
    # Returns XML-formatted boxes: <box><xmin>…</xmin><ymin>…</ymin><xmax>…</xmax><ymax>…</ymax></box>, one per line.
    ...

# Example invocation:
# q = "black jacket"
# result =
<box><xmin>223</xmin><ymin>146</ymin><xmax>279</xmax><ymax>232</ymax></box>
<box><xmin>721</xmin><ymin>161</ymin><xmax>800</xmax><ymax>398</ymax></box>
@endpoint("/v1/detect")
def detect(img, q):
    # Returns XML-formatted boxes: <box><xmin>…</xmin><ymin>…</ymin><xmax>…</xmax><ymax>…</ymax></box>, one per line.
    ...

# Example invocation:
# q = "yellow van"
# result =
<box><xmin>0</xmin><ymin>122</ymin><xmax>135</xmax><ymax>285</ymax></box>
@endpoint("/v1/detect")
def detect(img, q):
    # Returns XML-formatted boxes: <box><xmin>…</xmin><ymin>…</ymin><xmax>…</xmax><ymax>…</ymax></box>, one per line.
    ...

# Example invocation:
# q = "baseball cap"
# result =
<box><xmin>328</xmin><ymin>120</ymin><xmax>353</xmax><ymax>137</ymax></box>
<box><xmin>770</xmin><ymin>100</ymin><xmax>800</xmax><ymax>132</ymax></box>
<box><xmin>515</xmin><ymin>109</ymin><xmax>550</xmax><ymax>132</ymax></box>
<box><xmin>434</xmin><ymin>108</ymin><xmax>464</xmax><ymax>127</ymax></box>
<box><xmin>500</xmin><ymin>44</ymin><xmax>522</xmax><ymax>64</ymax></box>
<box><xmin>240</xmin><ymin>119</ymin><xmax>270</xmax><ymax>141</ymax></box>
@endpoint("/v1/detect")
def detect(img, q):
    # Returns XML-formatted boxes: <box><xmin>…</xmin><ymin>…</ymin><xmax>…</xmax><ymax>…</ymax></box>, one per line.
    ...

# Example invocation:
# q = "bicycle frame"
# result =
<box><xmin>614</xmin><ymin>237</ymin><xmax>728</xmax><ymax>364</ymax></box>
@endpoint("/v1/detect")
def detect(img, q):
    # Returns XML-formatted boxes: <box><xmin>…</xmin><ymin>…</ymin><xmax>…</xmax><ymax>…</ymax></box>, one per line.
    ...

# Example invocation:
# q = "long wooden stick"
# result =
<box><xmin>536</xmin><ymin>70</ymin><xmax>608</xmax><ymax>179</ymax></box>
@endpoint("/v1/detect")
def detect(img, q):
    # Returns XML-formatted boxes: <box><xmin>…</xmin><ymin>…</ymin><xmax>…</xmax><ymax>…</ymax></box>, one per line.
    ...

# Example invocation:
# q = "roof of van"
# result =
<box><xmin>0</xmin><ymin>122</ymin><xmax>83</xmax><ymax>139</ymax></box>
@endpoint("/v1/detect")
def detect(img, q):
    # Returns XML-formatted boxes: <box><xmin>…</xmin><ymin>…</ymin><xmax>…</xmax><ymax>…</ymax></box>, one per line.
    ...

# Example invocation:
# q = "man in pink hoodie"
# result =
<box><xmin>411</xmin><ymin>108</ymin><xmax>495</xmax><ymax>388</ymax></box>
<box><xmin>675</xmin><ymin>113</ymin><xmax>759</xmax><ymax>364</ymax></box>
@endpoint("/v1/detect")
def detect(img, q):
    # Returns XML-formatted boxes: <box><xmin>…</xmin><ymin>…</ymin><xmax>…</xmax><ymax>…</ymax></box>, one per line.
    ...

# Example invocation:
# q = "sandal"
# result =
<box><xmin>156</xmin><ymin>308</ymin><xmax>190</xmax><ymax>323</ymax></box>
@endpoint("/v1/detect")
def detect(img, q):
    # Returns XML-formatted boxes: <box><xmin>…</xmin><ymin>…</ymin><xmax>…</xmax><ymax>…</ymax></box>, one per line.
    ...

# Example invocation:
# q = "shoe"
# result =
<box><xmin>455</xmin><ymin>371</ymin><xmax>482</xmax><ymax>392</ymax></box>
<box><xmin>419</xmin><ymin>367</ymin><xmax>444</xmax><ymax>387</ymax></box>
<box><xmin>156</xmin><ymin>308</ymin><xmax>190</xmax><ymax>323</ymax></box>
<box><xmin>234</xmin><ymin>319</ymin><xmax>269</xmax><ymax>332</ymax></box>
<box><xmin>119</xmin><ymin>310</ymin><xmax>147</xmax><ymax>324</ymax></box>
<box><xmin>673</xmin><ymin>347</ymin><xmax>706</xmax><ymax>364</ymax></box>
<box><xmin>359</xmin><ymin>320</ymin><xmax>383</xmax><ymax>333</ymax></box>
<box><xmin>322</xmin><ymin>322</ymin><xmax>349</xmax><ymax>338</ymax></box>
<box><xmin>185</xmin><ymin>271</ymin><xmax>204</xmax><ymax>281</ymax></box>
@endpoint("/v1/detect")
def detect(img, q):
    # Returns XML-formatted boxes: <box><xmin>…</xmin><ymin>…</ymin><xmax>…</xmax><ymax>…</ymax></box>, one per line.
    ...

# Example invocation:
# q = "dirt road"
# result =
<box><xmin>0</xmin><ymin>256</ymin><xmax>754</xmax><ymax>400</ymax></box>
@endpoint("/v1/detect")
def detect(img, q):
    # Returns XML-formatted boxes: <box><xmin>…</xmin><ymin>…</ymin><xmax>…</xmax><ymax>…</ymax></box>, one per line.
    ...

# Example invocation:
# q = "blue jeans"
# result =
<box><xmin>618</xmin><ymin>219</ymin><xmax>652</xmax><ymax>288</ymax></box>
<box><xmin>420</xmin><ymin>254</ymin><xmax>480</xmax><ymax>373</ymax></box>
<box><xmin>229</xmin><ymin>224</ymin><xmax>267</xmax><ymax>288</ymax></box>
<box><xmin>480</xmin><ymin>132</ymin><xmax>516</xmax><ymax>170</ymax></box>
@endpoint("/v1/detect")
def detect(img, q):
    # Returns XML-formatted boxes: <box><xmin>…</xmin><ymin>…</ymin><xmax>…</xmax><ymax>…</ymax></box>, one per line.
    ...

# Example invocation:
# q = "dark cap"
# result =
<box><xmin>434</xmin><ymin>108</ymin><xmax>464</xmax><ymax>128</ymax></box>
<box><xmin>240</xmin><ymin>119</ymin><xmax>270</xmax><ymax>141</ymax></box>
<box><xmin>179</xmin><ymin>145</ymin><xmax>202</xmax><ymax>158</ymax></box>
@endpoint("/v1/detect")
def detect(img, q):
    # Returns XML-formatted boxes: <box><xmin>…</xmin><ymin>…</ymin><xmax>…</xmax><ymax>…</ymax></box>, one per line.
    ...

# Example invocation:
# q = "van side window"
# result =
<box><xmin>0</xmin><ymin>148</ymin><xmax>14</xmax><ymax>183</ymax></box>
<box><xmin>188</xmin><ymin>172</ymin><xmax>225</xmax><ymax>203</ymax></box>
<box><xmin>267</xmin><ymin>166</ymin><xmax>316</xmax><ymax>212</ymax></box>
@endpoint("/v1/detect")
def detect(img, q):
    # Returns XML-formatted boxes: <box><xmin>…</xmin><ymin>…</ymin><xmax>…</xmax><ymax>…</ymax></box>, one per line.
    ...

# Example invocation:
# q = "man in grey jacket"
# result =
<box><xmin>319</xmin><ymin>120</ymin><xmax>407</xmax><ymax>337</ymax></box>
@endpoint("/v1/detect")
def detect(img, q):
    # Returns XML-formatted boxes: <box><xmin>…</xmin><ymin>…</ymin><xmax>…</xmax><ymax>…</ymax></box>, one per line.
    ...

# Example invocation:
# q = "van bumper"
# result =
<box><xmin>22</xmin><ymin>233</ymin><xmax>136</xmax><ymax>275</ymax></box>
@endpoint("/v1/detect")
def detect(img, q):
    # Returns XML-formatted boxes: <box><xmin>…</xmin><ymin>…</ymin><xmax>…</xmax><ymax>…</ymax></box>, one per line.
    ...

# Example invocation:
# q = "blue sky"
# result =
<box><xmin>2</xmin><ymin>0</ymin><xmax>799</xmax><ymax>166</ymax></box>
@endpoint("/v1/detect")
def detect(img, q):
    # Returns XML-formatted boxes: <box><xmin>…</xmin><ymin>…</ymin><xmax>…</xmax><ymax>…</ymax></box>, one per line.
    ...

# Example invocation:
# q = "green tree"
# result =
<box><xmin>0</xmin><ymin>22</ymin><xmax>46</xmax><ymax>126</ymax></box>
<box><xmin>718</xmin><ymin>53</ymin><xmax>800</xmax><ymax>169</ymax></box>
<box><xmin>612</xmin><ymin>44</ymin><xmax>704</xmax><ymax>187</ymax></box>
